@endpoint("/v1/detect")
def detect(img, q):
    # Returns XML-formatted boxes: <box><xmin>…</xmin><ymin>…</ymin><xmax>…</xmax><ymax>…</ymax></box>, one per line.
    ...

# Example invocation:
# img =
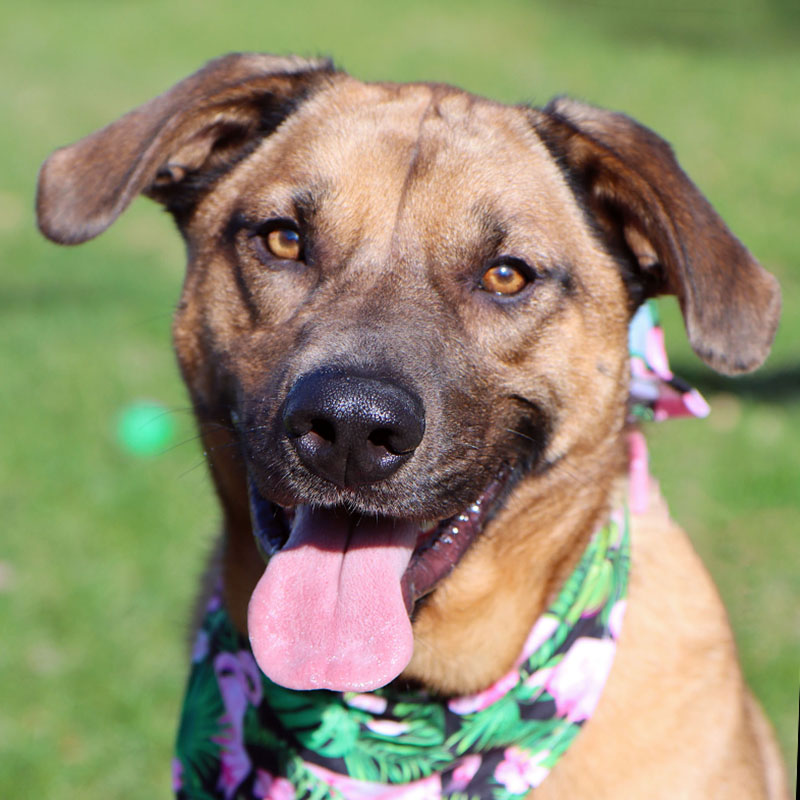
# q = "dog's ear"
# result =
<box><xmin>37</xmin><ymin>52</ymin><xmax>334</xmax><ymax>244</ymax></box>
<box><xmin>533</xmin><ymin>97</ymin><xmax>780</xmax><ymax>375</ymax></box>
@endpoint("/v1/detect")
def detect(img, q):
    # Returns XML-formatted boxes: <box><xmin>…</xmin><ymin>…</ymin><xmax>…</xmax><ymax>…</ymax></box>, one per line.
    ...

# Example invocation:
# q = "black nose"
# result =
<box><xmin>282</xmin><ymin>368</ymin><xmax>425</xmax><ymax>488</ymax></box>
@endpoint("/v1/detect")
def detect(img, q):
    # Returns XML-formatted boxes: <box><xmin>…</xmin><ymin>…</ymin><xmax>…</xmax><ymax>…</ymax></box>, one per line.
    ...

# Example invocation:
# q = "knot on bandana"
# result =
<box><xmin>628</xmin><ymin>300</ymin><xmax>710</xmax><ymax>422</ymax></box>
<box><xmin>172</xmin><ymin>301</ymin><xmax>707</xmax><ymax>800</ymax></box>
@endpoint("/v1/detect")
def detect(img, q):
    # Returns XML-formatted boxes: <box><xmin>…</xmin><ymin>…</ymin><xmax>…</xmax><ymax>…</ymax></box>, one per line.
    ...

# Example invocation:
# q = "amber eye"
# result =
<box><xmin>265</xmin><ymin>228</ymin><xmax>302</xmax><ymax>261</ymax></box>
<box><xmin>480</xmin><ymin>261</ymin><xmax>531</xmax><ymax>296</ymax></box>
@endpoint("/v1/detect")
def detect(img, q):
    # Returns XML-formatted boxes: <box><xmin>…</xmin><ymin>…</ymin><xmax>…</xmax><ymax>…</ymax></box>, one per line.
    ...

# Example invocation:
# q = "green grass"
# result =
<box><xmin>2</xmin><ymin>1</ymin><xmax>798</xmax><ymax>796</ymax></box>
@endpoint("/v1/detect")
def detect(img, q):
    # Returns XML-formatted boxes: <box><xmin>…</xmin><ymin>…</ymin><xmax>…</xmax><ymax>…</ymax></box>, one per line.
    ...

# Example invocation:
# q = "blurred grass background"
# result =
<box><xmin>1</xmin><ymin>0</ymin><xmax>797</xmax><ymax>796</ymax></box>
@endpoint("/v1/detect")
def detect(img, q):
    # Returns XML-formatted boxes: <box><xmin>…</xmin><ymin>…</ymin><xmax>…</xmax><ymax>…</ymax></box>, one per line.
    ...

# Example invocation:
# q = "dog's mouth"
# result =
<box><xmin>245</xmin><ymin>471</ymin><xmax>509</xmax><ymax>693</ymax></box>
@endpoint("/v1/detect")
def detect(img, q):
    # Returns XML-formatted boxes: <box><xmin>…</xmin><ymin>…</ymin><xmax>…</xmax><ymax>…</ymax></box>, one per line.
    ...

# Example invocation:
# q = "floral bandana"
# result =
<box><xmin>628</xmin><ymin>300</ymin><xmax>710</xmax><ymax>423</ymax></box>
<box><xmin>173</xmin><ymin>301</ymin><xmax>707</xmax><ymax>800</ymax></box>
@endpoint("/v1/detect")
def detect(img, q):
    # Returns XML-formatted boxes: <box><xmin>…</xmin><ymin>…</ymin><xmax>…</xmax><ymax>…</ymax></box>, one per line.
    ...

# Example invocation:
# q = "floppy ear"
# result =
<box><xmin>37</xmin><ymin>52</ymin><xmax>333</xmax><ymax>244</ymax></box>
<box><xmin>533</xmin><ymin>97</ymin><xmax>780</xmax><ymax>376</ymax></box>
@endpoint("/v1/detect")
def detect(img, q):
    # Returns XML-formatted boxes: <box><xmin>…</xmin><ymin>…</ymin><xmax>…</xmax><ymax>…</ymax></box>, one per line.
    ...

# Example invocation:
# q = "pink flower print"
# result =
<box><xmin>653</xmin><ymin>385</ymin><xmax>710</xmax><ymax>422</ymax></box>
<box><xmin>215</xmin><ymin>740</ymin><xmax>252</xmax><ymax>800</ymax></box>
<box><xmin>644</xmin><ymin>325</ymin><xmax>672</xmax><ymax>381</ymax></box>
<box><xmin>627</xmin><ymin>429</ymin><xmax>650</xmax><ymax>515</ymax></box>
<box><xmin>306</xmin><ymin>762</ymin><xmax>442</xmax><ymax>799</ymax></box>
<box><xmin>629</xmin><ymin>354</ymin><xmax>650</xmax><ymax>380</ymax></box>
<box><xmin>494</xmin><ymin>747</ymin><xmax>551</xmax><ymax>793</ymax></box>
<box><xmin>217</xmin><ymin>650</ymin><xmax>263</xmax><ymax>709</ymax></box>
<box><xmin>448</xmin><ymin>667</ymin><xmax>519</xmax><ymax>714</ymax></box>
<box><xmin>213</xmin><ymin>651</ymin><xmax>264</xmax><ymax>798</ymax></box>
<box><xmin>629</xmin><ymin>374</ymin><xmax>660</xmax><ymax>410</ymax></box>
<box><xmin>172</xmin><ymin>757</ymin><xmax>183</xmax><ymax>791</ymax></box>
<box><xmin>547</xmin><ymin>637</ymin><xmax>616</xmax><ymax>722</ymax></box>
<box><xmin>608</xmin><ymin>599</ymin><xmax>627</xmax><ymax>641</ymax></box>
<box><xmin>517</xmin><ymin>614</ymin><xmax>559</xmax><ymax>665</ymax></box>
<box><xmin>522</xmin><ymin>666</ymin><xmax>554</xmax><ymax>702</ymax></box>
<box><xmin>345</xmin><ymin>693</ymin><xmax>389</xmax><ymax>714</ymax></box>
<box><xmin>206</xmin><ymin>592</ymin><xmax>222</xmax><ymax>613</ymax></box>
<box><xmin>253</xmin><ymin>770</ymin><xmax>296</xmax><ymax>800</ymax></box>
<box><xmin>445</xmin><ymin>754</ymin><xmax>482</xmax><ymax>793</ymax></box>
<box><xmin>683</xmin><ymin>388</ymin><xmax>710</xmax><ymax>419</ymax></box>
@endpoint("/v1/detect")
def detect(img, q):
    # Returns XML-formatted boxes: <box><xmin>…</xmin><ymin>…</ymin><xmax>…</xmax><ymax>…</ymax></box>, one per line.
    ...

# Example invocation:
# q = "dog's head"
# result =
<box><xmin>38</xmin><ymin>54</ymin><xmax>779</xmax><ymax>693</ymax></box>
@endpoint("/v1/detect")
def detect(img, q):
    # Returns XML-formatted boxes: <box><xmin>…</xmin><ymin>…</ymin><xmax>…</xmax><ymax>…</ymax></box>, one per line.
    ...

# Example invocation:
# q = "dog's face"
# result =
<box><xmin>37</xmin><ymin>54</ymin><xmax>780</xmax><ymax>694</ymax></box>
<box><xmin>177</xmin><ymin>77</ymin><xmax>630</xmax><ymax>514</ymax></box>
<box><xmin>174</xmin><ymin>79</ymin><xmax>635</xmax><ymax>692</ymax></box>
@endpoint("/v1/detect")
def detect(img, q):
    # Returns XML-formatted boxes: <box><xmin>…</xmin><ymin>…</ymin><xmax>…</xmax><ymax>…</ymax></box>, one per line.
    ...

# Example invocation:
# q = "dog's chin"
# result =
<box><xmin>244</xmin><ymin>468</ymin><xmax>510</xmax><ymax>693</ymax></box>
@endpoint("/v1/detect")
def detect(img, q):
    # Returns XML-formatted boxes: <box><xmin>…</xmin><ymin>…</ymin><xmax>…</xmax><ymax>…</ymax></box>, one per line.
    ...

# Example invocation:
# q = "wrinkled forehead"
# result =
<box><xmin>227</xmin><ymin>79</ymin><xmax>587</xmax><ymax>257</ymax></box>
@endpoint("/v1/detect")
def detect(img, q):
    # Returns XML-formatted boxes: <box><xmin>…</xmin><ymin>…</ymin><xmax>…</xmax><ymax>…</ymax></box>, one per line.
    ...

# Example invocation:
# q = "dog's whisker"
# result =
<box><xmin>505</xmin><ymin>427</ymin><xmax>538</xmax><ymax>444</ymax></box>
<box><xmin>558</xmin><ymin>463</ymin><xmax>595</xmax><ymax>491</ymax></box>
<box><xmin>161</xmin><ymin>430</ymin><xmax>216</xmax><ymax>454</ymax></box>
<box><xmin>201</xmin><ymin>420</ymin><xmax>237</xmax><ymax>432</ymax></box>
<box><xmin>177</xmin><ymin>458</ymin><xmax>213</xmax><ymax>481</ymax></box>
<box><xmin>174</xmin><ymin>438</ymin><xmax>247</xmax><ymax>477</ymax></box>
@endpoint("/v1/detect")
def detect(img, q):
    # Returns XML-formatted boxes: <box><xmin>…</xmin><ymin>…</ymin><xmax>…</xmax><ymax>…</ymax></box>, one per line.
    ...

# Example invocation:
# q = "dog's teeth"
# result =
<box><xmin>420</xmin><ymin>519</ymin><xmax>438</xmax><ymax>533</ymax></box>
<box><xmin>469</xmin><ymin>503</ymin><xmax>480</xmax><ymax>514</ymax></box>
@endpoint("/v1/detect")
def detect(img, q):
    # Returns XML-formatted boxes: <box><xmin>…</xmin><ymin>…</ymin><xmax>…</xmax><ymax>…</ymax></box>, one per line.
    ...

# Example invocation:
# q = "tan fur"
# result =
<box><xmin>37</xmin><ymin>54</ymin><xmax>787</xmax><ymax>798</ymax></box>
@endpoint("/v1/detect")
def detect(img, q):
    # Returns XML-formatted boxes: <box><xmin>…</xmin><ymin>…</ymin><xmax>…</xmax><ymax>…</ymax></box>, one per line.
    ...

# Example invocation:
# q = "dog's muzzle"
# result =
<box><xmin>242</xmin><ymin>367</ymin><xmax>514</xmax><ymax>693</ymax></box>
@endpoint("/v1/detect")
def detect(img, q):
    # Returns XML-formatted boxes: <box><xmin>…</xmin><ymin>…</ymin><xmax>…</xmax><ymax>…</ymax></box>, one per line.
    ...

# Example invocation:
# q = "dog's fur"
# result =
<box><xmin>37</xmin><ymin>54</ymin><xmax>787</xmax><ymax>797</ymax></box>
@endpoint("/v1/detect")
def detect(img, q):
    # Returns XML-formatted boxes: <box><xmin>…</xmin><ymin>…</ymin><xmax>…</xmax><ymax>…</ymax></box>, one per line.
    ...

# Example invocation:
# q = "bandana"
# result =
<box><xmin>173</xmin><ymin>300</ymin><xmax>706</xmax><ymax>800</ymax></box>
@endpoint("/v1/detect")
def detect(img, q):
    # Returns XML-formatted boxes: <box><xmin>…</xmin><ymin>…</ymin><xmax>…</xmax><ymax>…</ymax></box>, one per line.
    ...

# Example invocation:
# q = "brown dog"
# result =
<box><xmin>37</xmin><ymin>54</ymin><xmax>787</xmax><ymax>798</ymax></box>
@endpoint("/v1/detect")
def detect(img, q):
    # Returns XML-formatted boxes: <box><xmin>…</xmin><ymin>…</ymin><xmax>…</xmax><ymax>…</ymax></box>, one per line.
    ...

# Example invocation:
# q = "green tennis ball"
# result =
<box><xmin>117</xmin><ymin>401</ymin><xmax>175</xmax><ymax>456</ymax></box>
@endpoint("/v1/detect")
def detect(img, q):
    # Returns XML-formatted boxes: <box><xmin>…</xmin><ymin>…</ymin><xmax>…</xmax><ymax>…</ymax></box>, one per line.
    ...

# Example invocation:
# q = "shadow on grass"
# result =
<box><xmin>561</xmin><ymin>0</ymin><xmax>800</xmax><ymax>53</ymax></box>
<box><xmin>2</xmin><ymin>283</ymin><xmax>122</xmax><ymax>307</ymax></box>
<box><xmin>672</xmin><ymin>362</ymin><xmax>800</xmax><ymax>403</ymax></box>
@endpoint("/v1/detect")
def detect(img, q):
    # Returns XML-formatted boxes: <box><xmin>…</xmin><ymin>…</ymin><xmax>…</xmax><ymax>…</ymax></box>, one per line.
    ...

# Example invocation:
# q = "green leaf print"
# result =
<box><xmin>546</xmin><ymin>542</ymin><xmax>594</xmax><ymax>623</ymax></box>
<box><xmin>176</xmin><ymin>660</ymin><xmax>225</xmax><ymax>789</ymax></box>
<box><xmin>524</xmin><ymin>627</ymin><xmax>566</xmax><ymax>674</ymax></box>
<box><xmin>264</xmin><ymin>681</ymin><xmax>328</xmax><ymax>722</ymax></box>
<box><xmin>513</xmin><ymin>716</ymin><xmax>567</xmax><ymax>754</ymax></box>
<box><xmin>544</xmin><ymin>719</ymin><xmax>581</xmax><ymax>762</ymax></box>
<box><xmin>262</xmin><ymin>682</ymin><xmax>364</xmax><ymax>758</ymax></box>
<box><xmin>447</xmin><ymin>694</ymin><xmax>523</xmax><ymax>755</ymax></box>
<box><xmin>287</xmin><ymin>756</ymin><xmax>338</xmax><ymax>800</ymax></box>
<box><xmin>578</xmin><ymin>560</ymin><xmax>613</xmax><ymax>616</ymax></box>
<box><xmin>209</xmin><ymin>608</ymin><xmax>242</xmax><ymax>653</ymax></box>
<box><xmin>296</xmin><ymin>703</ymin><xmax>361</xmax><ymax>758</ymax></box>
<box><xmin>565</xmin><ymin>535</ymin><xmax>609</xmax><ymax>626</ymax></box>
<box><xmin>343</xmin><ymin>733</ymin><xmax>452</xmax><ymax>783</ymax></box>
<box><xmin>389</xmin><ymin>701</ymin><xmax>447</xmax><ymax>746</ymax></box>
<box><xmin>242</xmin><ymin>705</ymin><xmax>284</xmax><ymax>752</ymax></box>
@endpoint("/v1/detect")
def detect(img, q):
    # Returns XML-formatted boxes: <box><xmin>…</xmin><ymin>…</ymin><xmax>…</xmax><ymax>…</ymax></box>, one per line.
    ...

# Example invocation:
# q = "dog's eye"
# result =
<box><xmin>264</xmin><ymin>228</ymin><xmax>303</xmax><ymax>261</ymax></box>
<box><xmin>480</xmin><ymin>261</ymin><xmax>532</xmax><ymax>296</ymax></box>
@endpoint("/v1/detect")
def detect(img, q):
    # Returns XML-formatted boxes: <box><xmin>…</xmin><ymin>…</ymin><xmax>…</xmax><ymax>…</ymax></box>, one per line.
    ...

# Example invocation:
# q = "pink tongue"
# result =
<box><xmin>248</xmin><ymin>506</ymin><xmax>417</xmax><ymax>692</ymax></box>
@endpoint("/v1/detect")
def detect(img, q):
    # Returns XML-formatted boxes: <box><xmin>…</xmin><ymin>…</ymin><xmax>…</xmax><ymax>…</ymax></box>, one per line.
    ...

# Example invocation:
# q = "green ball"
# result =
<box><xmin>117</xmin><ymin>401</ymin><xmax>175</xmax><ymax>456</ymax></box>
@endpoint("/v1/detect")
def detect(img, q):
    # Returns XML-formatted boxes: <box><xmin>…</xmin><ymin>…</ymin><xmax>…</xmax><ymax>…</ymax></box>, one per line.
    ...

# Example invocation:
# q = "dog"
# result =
<box><xmin>37</xmin><ymin>53</ymin><xmax>788</xmax><ymax>798</ymax></box>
